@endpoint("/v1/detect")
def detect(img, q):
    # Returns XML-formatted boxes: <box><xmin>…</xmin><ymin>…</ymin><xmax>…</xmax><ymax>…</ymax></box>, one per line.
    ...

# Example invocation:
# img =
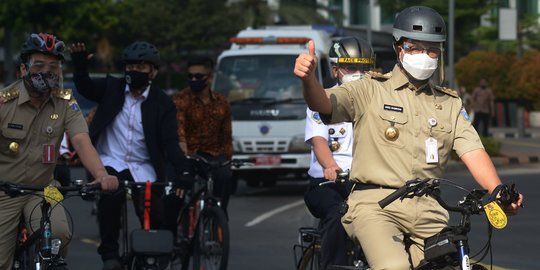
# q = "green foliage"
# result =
<box><xmin>480</xmin><ymin>136</ymin><xmax>501</xmax><ymax>156</ymax></box>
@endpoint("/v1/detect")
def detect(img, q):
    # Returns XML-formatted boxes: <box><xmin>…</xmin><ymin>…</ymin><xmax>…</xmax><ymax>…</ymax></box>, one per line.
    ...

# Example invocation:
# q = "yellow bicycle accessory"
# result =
<box><xmin>44</xmin><ymin>185</ymin><xmax>64</xmax><ymax>204</ymax></box>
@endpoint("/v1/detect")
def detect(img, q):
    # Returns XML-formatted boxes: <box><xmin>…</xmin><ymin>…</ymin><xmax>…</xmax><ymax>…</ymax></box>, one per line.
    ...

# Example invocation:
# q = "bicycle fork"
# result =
<box><xmin>457</xmin><ymin>240</ymin><xmax>470</xmax><ymax>270</ymax></box>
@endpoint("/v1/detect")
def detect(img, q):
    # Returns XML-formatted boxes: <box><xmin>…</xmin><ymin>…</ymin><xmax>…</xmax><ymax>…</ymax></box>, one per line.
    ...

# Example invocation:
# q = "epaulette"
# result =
<box><xmin>366</xmin><ymin>70</ymin><xmax>392</xmax><ymax>81</ymax></box>
<box><xmin>432</xmin><ymin>85</ymin><xmax>459</xmax><ymax>98</ymax></box>
<box><xmin>0</xmin><ymin>88</ymin><xmax>19</xmax><ymax>103</ymax></box>
<box><xmin>53</xmin><ymin>88</ymin><xmax>72</xmax><ymax>100</ymax></box>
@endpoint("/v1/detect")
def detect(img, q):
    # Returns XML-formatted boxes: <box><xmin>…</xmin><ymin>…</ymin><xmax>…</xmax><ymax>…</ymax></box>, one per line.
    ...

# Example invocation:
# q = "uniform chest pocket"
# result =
<box><xmin>376</xmin><ymin>110</ymin><xmax>408</xmax><ymax>148</ymax></box>
<box><xmin>424</xmin><ymin>117</ymin><xmax>453</xmax><ymax>147</ymax></box>
<box><xmin>1</xmin><ymin>128</ymin><xmax>29</xmax><ymax>155</ymax></box>
<box><xmin>40</xmin><ymin>124</ymin><xmax>64</xmax><ymax>144</ymax></box>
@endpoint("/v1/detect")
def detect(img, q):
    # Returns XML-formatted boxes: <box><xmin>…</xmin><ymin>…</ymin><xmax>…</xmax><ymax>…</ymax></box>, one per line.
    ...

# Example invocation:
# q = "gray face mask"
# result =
<box><xmin>23</xmin><ymin>72</ymin><xmax>60</xmax><ymax>93</ymax></box>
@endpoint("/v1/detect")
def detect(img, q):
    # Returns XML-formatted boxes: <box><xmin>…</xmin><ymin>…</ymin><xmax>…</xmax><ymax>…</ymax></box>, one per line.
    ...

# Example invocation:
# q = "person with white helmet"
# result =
<box><xmin>303</xmin><ymin>36</ymin><xmax>374</xmax><ymax>269</ymax></box>
<box><xmin>295</xmin><ymin>6</ymin><xmax>523</xmax><ymax>269</ymax></box>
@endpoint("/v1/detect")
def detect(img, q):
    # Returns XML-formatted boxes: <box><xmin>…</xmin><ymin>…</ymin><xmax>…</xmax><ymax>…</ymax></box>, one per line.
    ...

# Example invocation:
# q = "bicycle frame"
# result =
<box><xmin>118</xmin><ymin>181</ymin><xmax>175</xmax><ymax>269</ymax></box>
<box><xmin>1</xmin><ymin>182</ymin><xmax>100</xmax><ymax>270</ymax></box>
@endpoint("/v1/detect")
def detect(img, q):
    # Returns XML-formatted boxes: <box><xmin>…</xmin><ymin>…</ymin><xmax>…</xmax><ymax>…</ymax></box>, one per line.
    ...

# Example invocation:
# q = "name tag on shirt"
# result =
<box><xmin>425</xmin><ymin>137</ymin><xmax>439</xmax><ymax>163</ymax></box>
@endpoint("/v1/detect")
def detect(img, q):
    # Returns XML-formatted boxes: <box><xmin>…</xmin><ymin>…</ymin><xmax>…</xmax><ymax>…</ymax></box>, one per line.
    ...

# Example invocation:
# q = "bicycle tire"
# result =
<box><xmin>192</xmin><ymin>206</ymin><xmax>229</xmax><ymax>270</ymax></box>
<box><xmin>297</xmin><ymin>243</ymin><xmax>321</xmax><ymax>270</ymax></box>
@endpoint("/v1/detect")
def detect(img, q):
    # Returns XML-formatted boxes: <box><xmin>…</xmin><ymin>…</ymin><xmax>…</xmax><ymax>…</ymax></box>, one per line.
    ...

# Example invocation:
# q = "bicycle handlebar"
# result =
<box><xmin>0</xmin><ymin>181</ymin><xmax>101</xmax><ymax>198</ymax></box>
<box><xmin>378</xmin><ymin>178</ymin><xmax>431</xmax><ymax>209</ymax></box>
<box><xmin>319</xmin><ymin>169</ymin><xmax>350</xmax><ymax>186</ymax></box>
<box><xmin>186</xmin><ymin>154</ymin><xmax>252</xmax><ymax>169</ymax></box>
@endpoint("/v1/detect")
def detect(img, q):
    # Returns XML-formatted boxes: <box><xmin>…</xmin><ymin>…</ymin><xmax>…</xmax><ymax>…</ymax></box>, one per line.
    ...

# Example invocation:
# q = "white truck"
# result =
<box><xmin>212</xmin><ymin>25</ymin><xmax>334</xmax><ymax>187</ymax></box>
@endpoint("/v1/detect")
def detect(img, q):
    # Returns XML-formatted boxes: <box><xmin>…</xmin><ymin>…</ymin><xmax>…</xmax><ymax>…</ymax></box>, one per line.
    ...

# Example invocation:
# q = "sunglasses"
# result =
<box><xmin>187</xmin><ymin>73</ymin><xmax>209</xmax><ymax>80</ymax></box>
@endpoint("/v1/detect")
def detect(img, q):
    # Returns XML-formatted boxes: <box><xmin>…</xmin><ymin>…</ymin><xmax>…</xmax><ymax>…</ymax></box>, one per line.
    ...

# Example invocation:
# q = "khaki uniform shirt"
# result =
<box><xmin>323</xmin><ymin>65</ymin><xmax>483</xmax><ymax>187</ymax></box>
<box><xmin>0</xmin><ymin>80</ymin><xmax>88</xmax><ymax>186</ymax></box>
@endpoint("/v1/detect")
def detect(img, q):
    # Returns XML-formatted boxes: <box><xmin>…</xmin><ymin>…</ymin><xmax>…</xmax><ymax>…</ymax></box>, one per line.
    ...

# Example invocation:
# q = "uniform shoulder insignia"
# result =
<box><xmin>432</xmin><ymin>85</ymin><xmax>459</xmax><ymax>98</ymax></box>
<box><xmin>366</xmin><ymin>70</ymin><xmax>392</xmax><ymax>81</ymax></box>
<box><xmin>54</xmin><ymin>88</ymin><xmax>72</xmax><ymax>100</ymax></box>
<box><xmin>0</xmin><ymin>88</ymin><xmax>20</xmax><ymax>103</ymax></box>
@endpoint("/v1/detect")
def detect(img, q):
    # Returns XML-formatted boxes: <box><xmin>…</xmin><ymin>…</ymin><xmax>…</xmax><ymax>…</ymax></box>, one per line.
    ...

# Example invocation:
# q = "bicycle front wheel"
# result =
<box><xmin>192</xmin><ymin>206</ymin><xmax>229</xmax><ymax>270</ymax></box>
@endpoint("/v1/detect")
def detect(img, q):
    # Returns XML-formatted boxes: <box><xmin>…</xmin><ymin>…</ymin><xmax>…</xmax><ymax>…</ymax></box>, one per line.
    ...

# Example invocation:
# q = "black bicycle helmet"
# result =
<box><xmin>329</xmin><ymin>36</ymin><xmax>375</xmax><ymax>70</ymax></box>
<box><xmin>20</xmin><ymin>33</ymin><xmax>66</xmax><ymax>62</ymax></box>
<box><xmin>393</xmin><ymin>6</ymin><xmax>446</xmax><ymax>43</ymax></box>
<box><xmin>122</xmin><ymin>41</ymin><xmax>160</xmax><ymax>67</ymax></box>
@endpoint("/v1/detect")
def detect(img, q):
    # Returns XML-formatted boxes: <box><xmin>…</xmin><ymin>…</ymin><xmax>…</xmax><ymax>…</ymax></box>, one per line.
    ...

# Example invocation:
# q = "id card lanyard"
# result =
<box><xmin>426</xmin><ymin>118</ymin><xmax>439</xmax><ymax>163</ymax></box>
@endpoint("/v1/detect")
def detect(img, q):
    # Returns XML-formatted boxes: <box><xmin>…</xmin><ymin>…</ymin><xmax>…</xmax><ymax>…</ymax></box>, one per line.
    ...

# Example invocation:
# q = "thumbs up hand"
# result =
<box><xmin>294</xmin><ymin>40</ymin><xmax>318</xmax><ymax>81</ymax></box>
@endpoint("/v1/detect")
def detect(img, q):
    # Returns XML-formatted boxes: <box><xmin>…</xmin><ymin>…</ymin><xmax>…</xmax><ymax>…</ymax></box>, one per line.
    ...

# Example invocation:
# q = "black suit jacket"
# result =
<box><xmin>73</xmin><ymin>71</ymin><xmax>188</xmax><ymax>182</ymax></box>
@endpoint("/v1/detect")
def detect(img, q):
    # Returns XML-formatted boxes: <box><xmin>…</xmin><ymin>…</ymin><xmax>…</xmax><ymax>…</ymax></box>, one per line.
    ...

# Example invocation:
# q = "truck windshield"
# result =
<box><xmin>214</xmin><ymin>55</ymin><xmax>303</xmax><ymax>103</ymax></box>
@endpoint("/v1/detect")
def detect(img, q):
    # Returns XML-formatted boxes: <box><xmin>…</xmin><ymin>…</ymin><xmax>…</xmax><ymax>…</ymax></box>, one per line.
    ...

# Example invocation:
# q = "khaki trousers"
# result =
<box><xmin>342</xmin><ymin>188</ymin><xmax>449</xmax><ymax>270</ymax></box>
<box><xmin>0</xmin><ymin>192</ymin><xmax>71</xmax><ymax>270</ymax></box>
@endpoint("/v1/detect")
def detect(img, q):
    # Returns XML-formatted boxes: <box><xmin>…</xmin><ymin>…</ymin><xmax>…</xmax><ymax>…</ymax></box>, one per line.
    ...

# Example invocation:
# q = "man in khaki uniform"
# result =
<box><xmin>0</xmin><ymin>33</ymin><xmax>118</xmax><ymax>269</ymax></box>
<box><xmin>294</xmin><ymin>6</ymin><xmax>523</xmax><ymax>270</ymax></box>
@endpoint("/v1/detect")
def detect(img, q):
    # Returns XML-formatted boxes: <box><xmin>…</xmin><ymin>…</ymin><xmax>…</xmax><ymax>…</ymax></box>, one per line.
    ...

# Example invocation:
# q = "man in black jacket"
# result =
<box><xmin>69</xmin><ymin>41</ymin><xmax>190</xmax><ymax>270</ymax></box>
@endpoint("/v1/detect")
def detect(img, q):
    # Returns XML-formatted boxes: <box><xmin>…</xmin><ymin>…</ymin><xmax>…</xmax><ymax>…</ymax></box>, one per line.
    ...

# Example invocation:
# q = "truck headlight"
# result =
<box><xmin>289</xmin><ymin>135</ymin><xmax>310</xmax><ymax>153</ymax></box>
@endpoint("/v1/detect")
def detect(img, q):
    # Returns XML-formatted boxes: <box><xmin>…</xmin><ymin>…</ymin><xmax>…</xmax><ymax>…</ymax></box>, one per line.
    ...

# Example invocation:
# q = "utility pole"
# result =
<box><xmin>447</xmin><ymin>0</ymin><xmax>455</xmax><ymax>89</ymax></box>
<box><xmin>367</xmin><ymin>0</ymin><xmax>374</xmax><ymax>46</ymax></box>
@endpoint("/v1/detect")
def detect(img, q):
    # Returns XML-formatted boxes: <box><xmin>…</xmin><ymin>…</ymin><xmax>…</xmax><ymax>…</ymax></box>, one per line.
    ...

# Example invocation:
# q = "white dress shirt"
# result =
<box><xmin>304</xmin><ymin>107</ymin><xmax>353</xmax><ymax>178</ymax></box>
<box><xmin>96</xmin><ymin>85</ymin><xmax>156</xmax><ymax>182</ymax></box>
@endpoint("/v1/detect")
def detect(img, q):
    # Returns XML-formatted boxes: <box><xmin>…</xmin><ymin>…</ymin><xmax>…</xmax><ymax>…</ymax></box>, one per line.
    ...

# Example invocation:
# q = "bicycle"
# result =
<box><xmin>296</xmin><ymin>176</ymin><xmax>520</xmax><ymax>270</ymax></box>
<box><xmin>173</xmin><ymin>155</ymin><xmax>249</xmax><ymax>270</ymax></box>
<box><xmin>0</xmin><ymin>180</ymin><xmax>101</xmax><ymax>270</ymax></box>
<box><xmin>293</xmin><ymin>171</ymin><xmax>368</xmax><ymax>270</ymax></box>
<box><xmin>116</xmin><ymin>180</ymin><xmax>177</xmax><ymax>270</ymax></box>
<box><xmin>377</xmin><ymin>178</ymin><xmax>519</xmax><ymax>270</ymax></box>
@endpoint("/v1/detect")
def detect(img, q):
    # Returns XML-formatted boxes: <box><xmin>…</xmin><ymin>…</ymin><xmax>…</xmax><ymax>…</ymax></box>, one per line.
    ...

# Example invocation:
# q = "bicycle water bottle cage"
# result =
<box><xmin>131</xmin><ymin>229</ymin><xmax>174</xmax><ymax>255</ymax></box>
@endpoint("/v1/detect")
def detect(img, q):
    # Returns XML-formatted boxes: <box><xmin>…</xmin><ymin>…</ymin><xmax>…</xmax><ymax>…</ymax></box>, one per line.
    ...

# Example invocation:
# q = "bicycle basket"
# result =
<box><xmin>131</xmin><ymin>229</ymin><xmax>174</xmax><ymax>255</ymax></box>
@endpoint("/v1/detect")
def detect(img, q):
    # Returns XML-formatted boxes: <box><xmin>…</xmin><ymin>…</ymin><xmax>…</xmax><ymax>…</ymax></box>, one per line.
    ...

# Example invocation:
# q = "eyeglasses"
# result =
<box><xmin>402</xmin><ymin>43</ymin><xmax>441</xmax><ymax>58</ymax></box>
<box><xmin>187</xmin><ymin>73</ymin><xmax>209</xmax><ymax>80</ymax></box>
<box><xmin>28</xmin><ymin>60</ymin><xmax>62</xmax><ymax>71</ymax></box>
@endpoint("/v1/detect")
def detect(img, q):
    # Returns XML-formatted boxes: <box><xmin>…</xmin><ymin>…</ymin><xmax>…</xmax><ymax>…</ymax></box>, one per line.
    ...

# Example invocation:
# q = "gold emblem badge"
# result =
<box><xmin>385</xmin><ymin>126</ymin><xmax>399</xmax><ymax>141</ymax></box>
<box><xmin>50</xmin><ymin>114</ymin><xmax>59</xmax><ymax>120</ymax></box>
<box><xmin>330</xmin><ymin>140</ymin><xmax>341</xmax><ymax>152</ymax></box>
<box><xmin>339</xmin><ymin>128</ymin><xmax>346</xmax><ymax>135</ymax></box>
<box><xmin>9</xmin><ymin>142</ymin><xmax>19</xmax><ymax>154</ymax></box>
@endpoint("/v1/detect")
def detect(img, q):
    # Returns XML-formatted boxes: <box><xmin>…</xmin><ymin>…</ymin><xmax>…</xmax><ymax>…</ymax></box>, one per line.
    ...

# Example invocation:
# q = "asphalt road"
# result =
<box><xmin>62</xmin><ymin>165</ymin><xmax>539</xmax><ymax>270</ymax></box>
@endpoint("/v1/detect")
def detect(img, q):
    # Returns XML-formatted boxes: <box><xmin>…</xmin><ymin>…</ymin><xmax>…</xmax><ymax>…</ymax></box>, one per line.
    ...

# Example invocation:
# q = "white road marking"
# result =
<box><xmin>245</xmin><ymin>200</ymin><xmax>305</xmax><ymax>227</ymax></box>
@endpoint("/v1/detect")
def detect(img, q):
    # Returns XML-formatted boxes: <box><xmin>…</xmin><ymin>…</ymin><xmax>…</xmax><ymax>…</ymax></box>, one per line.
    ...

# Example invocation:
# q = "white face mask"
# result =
<box><xmin>401</xmin><ymin>53</ymin><xmax>438</xmax><ymax>80</ymax></box>
<box><xmin>339</xmin><ymin>70</ymin><xmax>363</xmax><ymax>84</ymax></box>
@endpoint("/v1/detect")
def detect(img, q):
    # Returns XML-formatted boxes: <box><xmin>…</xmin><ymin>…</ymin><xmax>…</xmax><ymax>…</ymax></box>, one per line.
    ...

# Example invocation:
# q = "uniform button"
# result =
<box><xmin>391</xmin><ymin>116</ymin><xmax>395</xmax><ymax>120</ymax></box>
<box><xmin>413</xmin><ymin>154</ymin><xmax>418</xmax><ymax>158</ymax></box>
<box><xmin>415</xmin><ymin>112</ymin><xmax>419</xmax><ymax>116</ymax></box>
<box><xmin>440</xmin><ymin>126</ymin><xmax>444</xmax><ymax>129</ymax></box>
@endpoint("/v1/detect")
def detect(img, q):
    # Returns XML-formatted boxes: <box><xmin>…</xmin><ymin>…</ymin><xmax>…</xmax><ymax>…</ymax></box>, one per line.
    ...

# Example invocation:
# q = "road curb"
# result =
<box><xmin>445</xmin><ymin>155</ymin><xmax>540</xmax><ymax>172</ymax></box>
<box><xmin>499</xmin><ymin>155</ymin><xmax>540</xmax><ymax>165</ymax></box>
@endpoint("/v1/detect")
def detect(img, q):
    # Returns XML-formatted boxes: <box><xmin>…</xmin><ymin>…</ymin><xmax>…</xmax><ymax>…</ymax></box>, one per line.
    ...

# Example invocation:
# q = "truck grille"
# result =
<box><xmin>241</xmin><ymin>140</ymin><xmax>288</xmax><ymax>152</ymax></box>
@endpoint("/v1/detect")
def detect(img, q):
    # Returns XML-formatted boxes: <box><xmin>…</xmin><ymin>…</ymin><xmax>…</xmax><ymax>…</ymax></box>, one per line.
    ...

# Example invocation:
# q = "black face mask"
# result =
<box><xmin>188</xmin><ymin>78</ymin><xmax>207</xmax><ymax>92</ymax></box>
<box><xmin>125</xmin><ymin>70</ymin><xmax>150</xmax><ymax>90</ymax></box>
<box><xmin>23</xmin><ymin>72</ymin><xmax>59</xmax><ymax>94</ymax></box>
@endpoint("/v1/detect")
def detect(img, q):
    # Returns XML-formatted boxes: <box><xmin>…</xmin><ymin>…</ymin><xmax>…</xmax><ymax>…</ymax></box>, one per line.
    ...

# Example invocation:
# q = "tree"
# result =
<box><xmin>454</xmin><ymin>50</ymin><xmax>517</xmax><ymax>100</ymax></box>
<box><xmin>508</xmin><ymin>50</ymin><xmax>540</xmax><ymax>110</ymax></box>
